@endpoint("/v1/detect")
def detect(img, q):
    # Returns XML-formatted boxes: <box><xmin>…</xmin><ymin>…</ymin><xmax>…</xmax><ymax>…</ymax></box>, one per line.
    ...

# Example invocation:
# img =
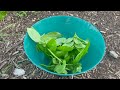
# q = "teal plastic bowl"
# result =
<box><xmin>23</xmin><ymin>15</ymin><xmax>106</xmax><ymax>76</ymax></box>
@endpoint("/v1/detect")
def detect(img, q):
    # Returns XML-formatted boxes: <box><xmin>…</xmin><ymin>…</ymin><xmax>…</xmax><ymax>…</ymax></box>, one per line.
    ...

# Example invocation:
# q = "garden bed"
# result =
<box><xmin>0</xmin><ymin>11</ymin><xmax>120</xmax><ymax>79</ymax></box>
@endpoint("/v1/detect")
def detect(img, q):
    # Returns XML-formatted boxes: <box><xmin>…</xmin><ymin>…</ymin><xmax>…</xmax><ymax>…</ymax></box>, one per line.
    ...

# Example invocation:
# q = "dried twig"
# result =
<box><xmin>0</xmin><ymin>59</ymin><xmax>7</xmax><ymax>64</ymax></box>
<box><xmin>11</xmin><ymin>57</ymin><xmax>20</xmax><ymax>68</ymax></box>
<box><xmin>1</xmin><ymin>64</ymin><xmax>13</xmax><ymax>74</ymax></box>
<box><xmin>0</xmin><ymin>61</ymin><xmax>7</xmax><ymax>69</ymax></box>
<box><xmin>0</xmin><ymin>23</ymin><xmax>15</xmax><ymax>32</ymax></box>
<box><xmin>5</xmin><ymin>40</ymin><xmax>23</xmax><ymax>54</ymax></box>
<box><xmin>1</xmin><ymin>40</ymin><xmax>23</xmax><ymax>63</ymax></box>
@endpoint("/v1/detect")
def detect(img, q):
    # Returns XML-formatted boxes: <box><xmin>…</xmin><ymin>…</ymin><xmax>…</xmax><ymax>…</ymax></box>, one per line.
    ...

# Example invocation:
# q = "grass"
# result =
<box><xmin>16</xmin><ymin>11</ymin><xmax>27</xmax><ymax>17</ymax></box>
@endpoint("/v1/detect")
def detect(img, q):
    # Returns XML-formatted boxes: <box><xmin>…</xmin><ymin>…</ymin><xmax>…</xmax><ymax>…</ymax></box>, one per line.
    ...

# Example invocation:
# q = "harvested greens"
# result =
<box><xmin>27</xmin><ymin>27</ymin><xmax>90</xmax><ymax>74</ymax></box>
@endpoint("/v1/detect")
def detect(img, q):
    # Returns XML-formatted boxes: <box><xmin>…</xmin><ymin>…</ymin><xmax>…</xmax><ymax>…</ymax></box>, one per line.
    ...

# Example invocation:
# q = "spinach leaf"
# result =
<box><xmin>63</xmin><ymin>42</ymin><xmax>74</xmax><ymax>47</ymax></box>
<box><xmin>72</xmin><ymin>40</ymin><xmax>90</xmax><ymax>64</ymax></box>
<box><xmin>46</xmin><ymin>39</ymin><xmax>57</xmax><ymax>52</ymax></box>
<box><xmin>83</xmin><ymin>40</ymin><xmax>90</xmax><ymax>56</ymax></box>
<box><xmin>72</xmin><ymin>63</ymin><xmax>82</xmax><ymax>73</ymax></box>
<box><xmin>55</xmin><ymin>51</ymin><xmax>67</xmax><ymax>58</ymax></box>
<box><xmin>54</xmin><ymin>60</ymin><xmax>67</xmax><ymax>74</ymax></box>
<box><xmin>74</xmin><ymin>37</ymin><xmax>82</xmax><ymax>44</ymax></box>
<box><xmin>74</xmin><ymin>44</ymin><xmax>85</xmax><ymax>49</ymax></box>
<box><xmin>56</xmin><ymin>38</ymin><xmax>66</xmax><ymax>45</ymax></box>
<box><xmin>36</xmin><ymin>43</ymin><xmax>44</xmax><ymax>52</ymax></box>
<box><xmin>74</xmin><ymin>33</ymin><xmax>88</xmax><ymax>45</ymax></box>
<box><xmin>64</xmin><ymin>54</ymin><xmax>70</xmax><ymax>63</ymax></box>
<box><xmin>36</xmin><ymin>43</ymin><xmax>50</xmax><ymax>56</ymax></box>
<box><xmin>48</xmin><ymin>49</ymin><xmax>62</xmax><ymax>63</ymax></box>
<box><xmin>57</xmin><ymin>46</ymin><xmax>74</xmax><ymax>52</ymax></box>
<box><xmin>27</xmin><ymin>27</ymin><xmax>41</xmax><ymax>43</ymax></box>
<box><xmin>41</xmin><ymin>32</ymin><xmax>62</xmax><ymax>43</ymax></box>
<box><xmin>52</xmin><ymin>58</ymin><xmax>58</xmax><ymax>64</ymax></box>
<box><xmin>44</xmin><ymin>32</ymin><xmax>62</xmax><ymax>38</ymax></box>
<box><xmin>66</xmin><ymin>38</ymin><xmax>73</xmax><ymax>43</ymax></box>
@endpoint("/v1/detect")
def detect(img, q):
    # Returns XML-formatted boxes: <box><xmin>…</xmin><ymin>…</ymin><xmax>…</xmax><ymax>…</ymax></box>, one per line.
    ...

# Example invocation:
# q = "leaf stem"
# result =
<box><xmin>47</xmin><ymin>49</ymin><xmax>62</xmax><ymax>62</ymax></box>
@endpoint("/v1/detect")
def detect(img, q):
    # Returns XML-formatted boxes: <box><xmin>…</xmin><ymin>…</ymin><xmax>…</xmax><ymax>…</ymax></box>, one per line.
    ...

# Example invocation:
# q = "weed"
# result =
<box><xmin>0</xmin><ymin>11</ymin><xmax>7</xmax><ymax>21</ymax></box>
<box><xmin>16</xmin><ymin>11</ymin><xmax>27</xmax><ymax>17</ymax></box>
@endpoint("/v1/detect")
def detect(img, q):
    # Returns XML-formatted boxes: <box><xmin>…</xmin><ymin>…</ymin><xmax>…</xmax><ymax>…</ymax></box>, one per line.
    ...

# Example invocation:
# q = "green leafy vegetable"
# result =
<box><xmin>57</xmin><ymin>46</ymin><xmax>74</xmax><ymax>52</ymax></box>
<box><xmin>64</xmin><ymin>54</ymin><xmax>70</xmax><ymax>62</ymax></box>
<box><xmin>46</xmin><ymin>39</ymin><xmax>57</xmax><ymax>52</ymax></box>
<box><xmin>27</xmin><ymin>27</ymin><xmax>41</xmax><ymax>43</ymax></box>
<box><xmin>48</xmin><ymin>49</ymin><xmax>62</xmax><ymax>63</ymax></box>
<box><xmin>54</xmin><ymin>60</ymin><xmax>67</xmax><ymax>74</ymax></box>
<box><xmin>72</xmin><ymin>40</ymin><xmax>90</xmax><ymax>64</ymax></box>
<box><xmin>66</xmin><ymin>38</ymin><xmax>73</xmax><ymax>43</ymax></box>
<box><xmin>74</xmin><ymin>44</ymin><xmax>85</xmax><ymax>49</ymax></box>
<box><xmin>43</xmin><ymin>32</ymin><xmax>62</xmax><ymax>38</ymax></box>
<box><xmin>52</xmin><ymin>58</ymin><xmax>58</xmax><ymax>64</ymax></box>
<box><xmin>41</xmin><ymin>32</ymin><xmax>62</xmax><ymax>43</ymax></box>
<box><xmin>72</xmin><ymin>63</ymin><xmax>82</xmax><ymax>73</ymax></box>
<box><xmin>74</xmin><ymin>38</ymin><xmax>82</xmax><ymax>44</ymax></box>
<box><xmin>63</xmin><ymin>42</ymin><xmax>74</xmax><ymax>47</ymax></box>
<box><xmin>27</xmin><ymin>27</ymin><xmax>90</xmax><ymax>74</ymax></box>
<box><xmin>55</xmin><ymin>51</ymin><xmax>67</xmax><ymax>58</ymax></box>
<box><xmin>56</xmin><ymin>38</ymin><xmax>66</xmax><ymax>45</ymax></box>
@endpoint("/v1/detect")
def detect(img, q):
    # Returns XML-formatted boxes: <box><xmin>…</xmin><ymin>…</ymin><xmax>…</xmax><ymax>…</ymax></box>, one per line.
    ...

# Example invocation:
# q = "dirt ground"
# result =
<box><xmin>0</xmin><ymin>11</ymin><xmax>120</xmax><ymax>79</ymax></box>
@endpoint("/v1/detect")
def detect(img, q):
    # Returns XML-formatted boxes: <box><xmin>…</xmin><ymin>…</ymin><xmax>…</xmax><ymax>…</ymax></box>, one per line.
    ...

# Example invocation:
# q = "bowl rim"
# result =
<box><xmin>23</xmin><ymin>15</ymin><xmax>106</xmax><ymax>76</ymax></box>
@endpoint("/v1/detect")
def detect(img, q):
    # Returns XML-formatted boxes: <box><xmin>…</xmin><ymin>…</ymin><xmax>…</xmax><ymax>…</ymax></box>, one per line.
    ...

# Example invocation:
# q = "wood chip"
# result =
<box><xmin>100</xmin><ymin>31</ymin><xmax>106</xmax><ymax>34</ymax></box>
<box><xmin>12</xmin><ymin>51</ymin><xmax>19</xmax><ymax>55</ymax></box>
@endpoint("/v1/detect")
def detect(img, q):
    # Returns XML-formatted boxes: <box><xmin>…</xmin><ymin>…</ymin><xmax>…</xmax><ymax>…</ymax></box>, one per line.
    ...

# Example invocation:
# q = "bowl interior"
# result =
<box><xmin>23</xmin><ymin>16</ymin><xmax>106</xmax><ymax>76</ymax></box>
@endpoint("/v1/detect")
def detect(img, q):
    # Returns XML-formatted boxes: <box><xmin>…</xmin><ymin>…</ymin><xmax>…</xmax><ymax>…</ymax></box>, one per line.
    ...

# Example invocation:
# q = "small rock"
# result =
<box><xmin>109</xmin><ymin>51</ymin><xmax>118</xmax><ymax>59</ymax></box>
<box><xmin>13</xmin><ymin>68</ymin><xmax>25</xmax><ymax>76</ymax></box>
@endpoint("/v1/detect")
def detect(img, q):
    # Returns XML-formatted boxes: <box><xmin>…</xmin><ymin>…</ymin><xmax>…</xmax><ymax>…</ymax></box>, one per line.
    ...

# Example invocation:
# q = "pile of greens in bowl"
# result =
<box><xmin>27</xmin><ymin>27</ymin><xmax>90</xmax><ymax>74</ymax></box>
